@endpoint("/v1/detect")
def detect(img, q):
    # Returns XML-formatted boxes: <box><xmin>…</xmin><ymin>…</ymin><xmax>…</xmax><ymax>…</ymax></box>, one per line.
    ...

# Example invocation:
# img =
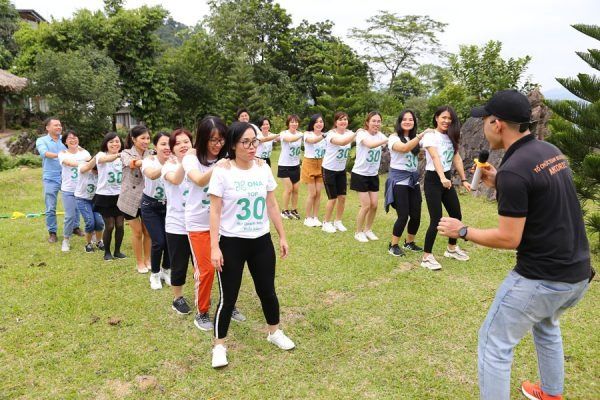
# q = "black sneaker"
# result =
<box><xmin>113</xmin><ymin>252</ymin><xmax>127</xmax><ymax>259</ymax></box>
<box><xmin>84</xmin><ymin>243</ymin><xmax>95</xmax><ymax>253</ymax></box>
<box><xmin>403</xmin><ymin>241</ymin><xmax>423</xmax><ymax>252</ymax></box>
<box><xmin>104</xmin><ymin>252</ymin><xmax>114</xmax><ymax>261</ymax></box>
<box><xmin>172</xmin><ymin>297</ymin><xmax>191</xmax><ymax>315</ymax></box>
<box><xmin>290</xmin><ymin>209</ymin><xmax>301</xmax><ymax>220</ymax></box>
<box><xmin>388</xmin><ymin>243</ymin><xmax>405</xmax><ymax>257</ymax></box>
<box><xmin>280</xmin><ymin>210</ymin><xmax>291</xmax><ymax>219</ymax></box>
<box><xmin>96</xmin><ymin>240</ymin><xmax>105</xmax><ymax>251</ymax></box>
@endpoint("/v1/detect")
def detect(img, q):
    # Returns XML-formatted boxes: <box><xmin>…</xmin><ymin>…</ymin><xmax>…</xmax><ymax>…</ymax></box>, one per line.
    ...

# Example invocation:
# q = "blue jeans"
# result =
<box><xmin>140</xmin><ymin>194</ymin><xmax>169</xmax><ymax>273</ymax></box>
<box><xmin>76</xmin><ymin>197</ymin><xmax>104</xmax><ymax>234</ymax></box>
<box><xmin>478</xmin><ymin>270</ymin><xmax>589</xmax><ymax>399</ymax></box>
<box><xmin>62</xmin><ymin>191</ymin><xmax>81</xmax><ymax>238</ymax></box>
<box><xmin>43</xmin><ymin>179</ymin><xmax>61</xmax><ymax>233</ymax></box>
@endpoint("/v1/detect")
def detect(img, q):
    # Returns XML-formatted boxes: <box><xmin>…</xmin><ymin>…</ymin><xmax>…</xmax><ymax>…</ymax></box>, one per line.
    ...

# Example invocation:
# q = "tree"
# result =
<box><xmin>30</xmin><ymin>47</ymin><xmax>121</xmax><ymax>146</ymax></box>
<box><xmin>390</xmin><ymin>71</ymin><xmax>426</xmax><ymax>103</ymax></box>
<box><xmin>349</xmin><ymin>12</ymin><xmax>446</xmax><ymax>92</ymax></box>
<box><xmin>0</xmin><ymin>0</ymin><xmax>19</xmax><ymax>69</ymax></box>
<box><xmin>546</xmin><ymin>24</ymin><xmax>600</xmax><ymax>247</ymax></box>
<box><xmin>448</xmin><ymin>41</ymin><xmax>534</xmax><ymax>101</ymax></box>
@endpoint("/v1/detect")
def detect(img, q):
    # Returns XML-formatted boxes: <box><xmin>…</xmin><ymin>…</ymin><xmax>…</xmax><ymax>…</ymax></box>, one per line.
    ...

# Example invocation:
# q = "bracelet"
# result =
<box><xmin>461</xmin><ymin>179</ymin><xmax>468</xmax><ymax>182</ymax></box>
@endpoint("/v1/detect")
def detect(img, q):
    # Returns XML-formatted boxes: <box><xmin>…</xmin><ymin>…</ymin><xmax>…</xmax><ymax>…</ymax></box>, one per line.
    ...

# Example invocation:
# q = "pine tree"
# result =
<box><xmin>546</xmin><ymin>24</ymin><xmax>600</xmax><ymax>248</ymax></box>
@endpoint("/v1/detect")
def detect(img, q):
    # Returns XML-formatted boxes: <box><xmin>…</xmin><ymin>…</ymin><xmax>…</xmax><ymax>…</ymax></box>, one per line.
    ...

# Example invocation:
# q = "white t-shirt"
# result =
<box><xmin>389</xmin><ymin>134</ymin><xmax>419</xmax><ymax>172</ymax></box>
<box><xmin>161</xmin><ymin>162</ymin><xmax>189</xmax><ymax>235</ymax></box>
<box><xmin>95</xmin><ymin>152</ymin><xmax>123</xmax><ymax>196</ymax></box>
<box><xmin>322</xmin><ymin>130</ymin><xmax>353</xmax><ymax>171</ymax></box>
<box><xmin>182</xmin><ymin>154</ymin><xmax>214</xmax><ymax>232</ymax></box>
<box><xmin>303</xmin><ymin>132</ymin><xmax>326</xmax><ymax>159</ymax></box>
<box><xmin>352</xmin><ymin>129</ymin><xmax>386</xmax><ymax>176</ymax></box>
<box><xmin>141</xmin><ymin>157</ymin><xmax>166</xmax><ymax>200</ymax></box>
<box><xmin>421</xmin><ymin>130</ymin><xmax>454</xmax><ymax>172</ymax></box>
<box><xmin>58</xmin><ymin>149</ymin><xmax>91</xmax><ymax>192</ymax></box>
<box><xmin>208</xmin><ymin>162</ymin><xmax>277</xmax><ymax>239</ymax></box>
<box><xmin>278</xmin><ymin>130</ymin><xmax>302</xmax><ymax>167</ymax></box>
<box><xmin>74</xmin><ymin>166</ymin><xmax>98</xmax><ymax>200</ymax></box>
<box><xmin>256</xmin><ymin>132</ymin><xmax>274</xmax><ymax>159</ymax></box>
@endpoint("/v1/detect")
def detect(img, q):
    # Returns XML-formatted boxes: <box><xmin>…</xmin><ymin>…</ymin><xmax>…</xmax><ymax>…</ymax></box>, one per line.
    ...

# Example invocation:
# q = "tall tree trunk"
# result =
<box><xmin>0</xmin><ymin>96</ymin><xmax>5</xmax><ymax>133</ymax></box>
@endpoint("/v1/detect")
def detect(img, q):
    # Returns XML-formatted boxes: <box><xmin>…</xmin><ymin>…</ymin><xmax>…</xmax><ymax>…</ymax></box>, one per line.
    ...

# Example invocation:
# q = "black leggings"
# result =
<box><xmin>102</xmin><ymin>215</ymin><xmax>124</xmax><ymax>255</ymax></box>
<box><xmin>140</xmin><ymin>195</ymin><xmax>169</xmax><ymax>273</ymax></box>
<box><xmin>424</xmin><ymin>171</ymin><xmax>461</xmax><ymax>253</ymax></box>
<box><xmin>392</xmin><ymin>184</ymin><xmax>422</xmax><ymax>238</ymax></box>
<box><xmin>214</xmin><ymin>233</ymin><xmax>279</xmax><ymax>339</ymax></box>
<box><xmin>166</xmin><ymin>232</ymin><xmax>192</xmax><ymax>287</ymax></box>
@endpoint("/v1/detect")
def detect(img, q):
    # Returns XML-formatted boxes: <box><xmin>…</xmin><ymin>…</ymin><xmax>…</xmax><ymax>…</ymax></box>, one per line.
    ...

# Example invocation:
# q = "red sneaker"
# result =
<box><xmin>521</xmin><ymin>381</ymin><xmax>563</xmax><ymax>400</ymax></box>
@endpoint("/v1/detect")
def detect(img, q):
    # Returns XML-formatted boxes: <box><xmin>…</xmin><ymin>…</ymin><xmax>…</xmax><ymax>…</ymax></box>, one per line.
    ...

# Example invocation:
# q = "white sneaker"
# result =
<box><xmin>421</xmin><ymin>254</ymin><xmax>442</xmax><ymax>271</ymax></box>
<box><xmin>322</xmin><ymin>221</ymin><xmax>336</xmax><ymax>233</ymax></box>
<box><xmin>364</xmin><ymin>230</ymin><xmax>379</xmax><ymax>241</ymax></box>
<box><xmin>312</xmin><ymin>217</ymin><xmax>322</xmax><ymax>227</ymax></box>
<box><xmin>354</xmin><ymin>232</ymin><xmax>368</xmax><ymax>243</ymax></box>
<box><xmin>149</xmin><ymin>272</ymin><xmax>162</xmax><ymax>290</ymax></box>
<box><xmin>333</xmin><ymin>220</ymin><xmax>347</xmax><ymax>232</ymax></box>
<box><xmin>303</xmin><ymin>218</ymin><xmax>315</xmax><ymax>227</ymax></box>
<box><xmin>267</xmin><ymin>329</ymin><xmax>295</xmax><ymax>350</ymax></box>
<box><xmin>444</xmin><ymin>246</ymin><xmax>470</xmax><ymax>261</ymax></box>
<box><xmin>211</xmin><ymin>344</ymin><xmax>228</xmax><ymax>368</ymax></box>
<box><xmin>160</xmin><ymin>268</ymin><xmax>172</xmax><ymax>286</ymax></box>
<box><xmin>61</xmin><ymin>239</ymin><xmax>70</xmax><ymax>252</ymax></box>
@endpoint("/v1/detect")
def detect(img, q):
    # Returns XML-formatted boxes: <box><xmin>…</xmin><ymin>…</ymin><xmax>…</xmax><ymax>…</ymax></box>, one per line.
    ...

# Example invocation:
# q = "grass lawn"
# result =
<box><xmin>0</xmin><ymin>163</ymin><xmax>598</xmax><ymax>400</ymax></box>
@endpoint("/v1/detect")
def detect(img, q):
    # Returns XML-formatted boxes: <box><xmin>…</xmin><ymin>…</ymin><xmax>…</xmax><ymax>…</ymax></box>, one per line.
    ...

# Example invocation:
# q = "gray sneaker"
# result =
<box><xmin>194</xmin><ymin>312</ymin><xmax>213</xmax><ymax>331</ymax></box>
<box><xmin>231</xmin><ymin>307</ymin><xmax>246</xmax><ymax>322</ymax></box>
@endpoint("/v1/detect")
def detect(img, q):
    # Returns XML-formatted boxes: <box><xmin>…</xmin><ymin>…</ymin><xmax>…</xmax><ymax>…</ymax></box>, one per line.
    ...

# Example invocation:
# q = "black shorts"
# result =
<box><xmin>322</xmin><ymin>167</ymin><xmax>347</xmax><ymax>199</ymax></box>
<box><xmin>277</xmin><ymin>165</ymin><xmax>300</xmax><ymax>184</ymax></box>
<box><xmin>123</xmin><ymin>208</ymin><xmax>141</xmax><ymax>221</ymax></box>
<box><xmin>350</xmin><ymin>172</ymin><xmax>379</xmax><ymax>192</ymax></box>
<box><xmin>93</xmin><ymin>194</ymin><xmax>123</xmax><ymax>218</ymax></box>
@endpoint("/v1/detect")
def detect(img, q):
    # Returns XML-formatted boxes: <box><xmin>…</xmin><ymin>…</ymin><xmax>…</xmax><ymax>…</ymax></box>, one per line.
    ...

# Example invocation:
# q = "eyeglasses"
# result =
<box><xmin>209</xmin><ymin>138</ymin><xmax>225</xmax><ymax>145</ymax></box>
<box><xmin>239</xmin><ymin>138</ymin><xmax>260</xmax><ymax>149</ymax></box>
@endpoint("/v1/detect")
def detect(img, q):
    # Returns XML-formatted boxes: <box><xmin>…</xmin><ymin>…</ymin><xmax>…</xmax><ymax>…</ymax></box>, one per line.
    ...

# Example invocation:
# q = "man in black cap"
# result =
<box><xmin>437</xmin><ymin>89</ymin><xmax>592</xmax><ymax>400</ymax></box>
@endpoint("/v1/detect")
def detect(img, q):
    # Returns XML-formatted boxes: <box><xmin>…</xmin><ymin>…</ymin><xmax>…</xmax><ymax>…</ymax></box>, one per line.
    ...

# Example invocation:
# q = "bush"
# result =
<box><xmin>0</xmin><ymin>153</ymin><xmax>13</xmax><ymax>171</ymax></box>
<box><xmin>13</xmin><ymin>153</ymin><xmax>42</xmax><ymax>168</ymax></box>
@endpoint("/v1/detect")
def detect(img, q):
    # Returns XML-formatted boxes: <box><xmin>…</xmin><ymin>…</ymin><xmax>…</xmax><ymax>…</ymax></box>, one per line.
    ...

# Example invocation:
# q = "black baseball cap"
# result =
<box><xmin>470</xmin><ymin>89</ymin><xmax>532</xmax><ymax>123</ymax></box>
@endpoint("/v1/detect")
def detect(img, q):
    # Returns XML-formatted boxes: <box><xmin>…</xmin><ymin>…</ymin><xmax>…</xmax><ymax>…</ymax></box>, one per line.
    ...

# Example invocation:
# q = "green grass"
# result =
<box><xmin>0</xmin><ymin>164</ymin><xmax>598</xmax><ymax>400</ymax></box>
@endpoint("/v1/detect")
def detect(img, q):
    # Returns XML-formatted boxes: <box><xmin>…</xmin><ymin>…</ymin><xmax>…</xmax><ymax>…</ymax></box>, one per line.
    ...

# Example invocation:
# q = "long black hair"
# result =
<box><xmin>195</xmin><ymin>116</ymin><xmax>228</xmax><ymax>166</ymax></box>
<box><xmin>432</xmin><ymin>106</ymin><xmax>460</xmax><ymax>152</ymax></box>
<box><xmin>226</xmin><ymin>121</ymin><xmax>255</xmax><ymax>160</ymax></box>
<box><xmin>395</xmin><ymin>110</ymin><xmax>419</xmax><ymax>156</ymax></box>
<box><xmin>125</xmin><ymin>125</ymin><xmax>149</xmax><ymax>149</ymax></box>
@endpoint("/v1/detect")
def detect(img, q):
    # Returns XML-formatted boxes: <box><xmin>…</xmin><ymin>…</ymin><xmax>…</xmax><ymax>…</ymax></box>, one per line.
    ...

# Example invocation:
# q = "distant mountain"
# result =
<box><xmin>542</xmin><ymin>87</ymin><xmax>582</xmax><ymax>101</ymax></box>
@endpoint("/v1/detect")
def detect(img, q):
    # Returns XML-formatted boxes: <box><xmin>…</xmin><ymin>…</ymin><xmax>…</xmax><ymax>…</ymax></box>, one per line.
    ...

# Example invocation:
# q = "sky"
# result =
<box><xmin>14</xmin><ymin>0</ymin><xmax>600</xmax><ymax>98</ymax></box>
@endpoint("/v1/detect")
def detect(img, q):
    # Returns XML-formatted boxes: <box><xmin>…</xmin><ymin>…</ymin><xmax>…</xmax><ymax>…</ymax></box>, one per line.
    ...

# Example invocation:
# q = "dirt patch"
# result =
<box><xmin>161</xmin><ymin>360</ymin><xmax>190</xmax><ymax>375</ymax></box>
<box><xmin>395</xmin><ymin>262</ymin><xmax>417</xmax><ymax>273</ymax></box>
<box><xmin>322</xmin><ymin>290</ymin><xmax>353</xmax><ymax>306</ymax></box>
<box><xmin>96</xmin><ymin>379</ymin><xmax>132</xmax><ymax>399</ymax></box>
<box><xmin>135</xmin><ymin>375</ymin><xmax>158</xmax><ymax>392</ymax></box>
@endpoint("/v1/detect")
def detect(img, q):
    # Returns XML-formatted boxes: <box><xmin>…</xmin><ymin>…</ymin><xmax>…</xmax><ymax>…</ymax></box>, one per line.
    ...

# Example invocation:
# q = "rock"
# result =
<box><xmin>9</xmin><ymin>131</ymin><xmax>39</xmax><ymax>156</ymax></box>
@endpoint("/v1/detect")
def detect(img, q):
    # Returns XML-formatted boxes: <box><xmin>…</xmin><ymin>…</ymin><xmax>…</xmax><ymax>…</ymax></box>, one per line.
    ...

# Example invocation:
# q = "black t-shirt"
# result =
<box><xmin>496</xmin><ymin>134</ymin><xmax>590</xmax><ymax>283</ymax></box>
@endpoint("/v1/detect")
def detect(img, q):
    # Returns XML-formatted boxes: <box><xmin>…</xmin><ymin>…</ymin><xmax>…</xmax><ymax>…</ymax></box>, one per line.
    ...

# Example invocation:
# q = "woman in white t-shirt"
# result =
<box><xmin>351</xmin><ymin>112</ymin><xmax>389</xmax><ymax>242</ymax></box>
<box><xmin>300</xmin><ymin>114</ymin><xmax>326</xmax><ymax>227</ymax></box>
<box><xmin>74</xmin><ymin>155</ymin><xmax>104</xmax><ymax>253</ymax></box>
<box><xmin>420</xmin><ymin>106</ymin><xmax>471</xmax><ymax>270</ymax></box>
<box><xmin>184</xmin><ymin>116</ymin><xmax>246</xmax><ymax>331</ymax></box>
<box><xmin>321</xmin><ymin>111</ymin><xmax>357</xmax><ymax>233</ymax></box>
<box><xmin>162</xmin><ymin>129</ymin><xmax>195</xmax><ymax>315</ymax></box>
<box><xmin>256</xmin><ymin>117</ymin><xmax>279</xmax><ymax>166</ymax></box>
<box><xmin>384</xmin><ymin>110</ymin><xmax>425</xmax><ymax>257</ymax></box>
<box><xmin>93</xmin><ymin>132</ymin><xmax>125</xmax><ymax>261</ymax></box>
<box><xmin>57</xmin><ymin>131</ymin><xmax>91</xmax><ymax>251</ymax></box>
<box><xmin>140</xmin><ymin>132</ymin><xmax>171</xmax><ymax>290</ymax></box>
<box><xmin>277</xmin><ymin>114</ymin><xmax>303</xmax><ymax>220</ymax></box>
<box><xmin>208</xmin><ymin>121</ymin><xmax>294</xmax><ymax>368</ymax></box>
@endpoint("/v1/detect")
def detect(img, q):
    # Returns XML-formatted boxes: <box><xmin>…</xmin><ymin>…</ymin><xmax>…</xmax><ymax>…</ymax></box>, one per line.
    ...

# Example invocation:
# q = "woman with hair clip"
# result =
<box><xmin>420</xmin><ymin>106</ymin><xmax>471</xmax><ymax>270</ymax></box>
<box><xmin>300</xmin><ymin>114</ymin><xmax>326</xmax><ymax>227</ymax></box>
<box><xmin>384</xmin><ymin>110</ymin><xmax>426</xmax><ymax>257</ymax></box>
<box><xmin>118</xmin><ymin>125</ymin><xmax>152</xmax><ymax>274</ymax></box>
<box><xmin>351</xmin><ymin>111</ymin><xmax>388</xmax><ymax>242</ymax></box>
<box><xmin>57</xmin><ymin>130</ymin><xmax>91</xmax><ymax>252</ymax></box>
<box><xmin>140</xmin><ymin>132</ymin><xmax>171</xmax><ymax>290</ymax></box>
<box><xmin>94</xmin><ymin>132</ymin><xmax>126</xmax><ymax>261</ymax></box>
<box><xmin>255</xmin><ymin>117</ymin><xmax>279</xmax><ymax>166</ymax></box>
<box><xmin>162</xmin><ymin>129</ymin><xmax>195</xmax><ymax>315</ymax></box>
<box><xmin>277</xmin><ymin>114</ymin><xmax>303</xmax><ymax>220</ymax></box>
<box><xmin>321</xmin><ymin>111</ymin><xmax>356</xmax><ymax>233</ymax></box>
<box><xmin>184</xmin><ymin>116</ymin><xmax>246</xmax><ymax>331</ymax></box>
<box><xmin>209</xmin><ymin>121</ymin><xmax>294</xmax><ymax>368</ymax></box>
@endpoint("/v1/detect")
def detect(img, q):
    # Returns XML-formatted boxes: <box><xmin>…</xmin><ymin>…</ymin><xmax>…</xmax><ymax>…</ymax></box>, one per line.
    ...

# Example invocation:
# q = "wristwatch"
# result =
<box><xmin>459</xmin><ymin>226</ymin><xmax>469</xmax><ymax>241</ymax></box>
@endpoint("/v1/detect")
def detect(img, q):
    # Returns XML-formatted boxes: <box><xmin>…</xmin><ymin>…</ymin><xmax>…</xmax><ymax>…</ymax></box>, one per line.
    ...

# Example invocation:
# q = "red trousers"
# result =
<box><xmin>188</xmin><ymin>231</ymin><xmax>214</xmax><ymax>314</ymax></box>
